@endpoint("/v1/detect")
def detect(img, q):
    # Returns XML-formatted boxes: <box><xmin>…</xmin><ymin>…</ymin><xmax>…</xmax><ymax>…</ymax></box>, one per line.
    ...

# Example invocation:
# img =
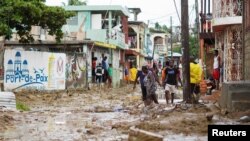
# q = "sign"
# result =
<box><xmin>4</xmin><ymin>50</ymin><xmax>66</xmax><ymax>91</ymax></box>
<box><xmin>94</xmin><ymin>41</ymin><xmax>116</xmax><ymax>49</ymax></box>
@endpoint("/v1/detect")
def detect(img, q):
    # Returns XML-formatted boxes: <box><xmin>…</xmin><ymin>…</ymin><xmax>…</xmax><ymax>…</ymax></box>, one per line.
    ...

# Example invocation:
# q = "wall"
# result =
<box><xmin>63</xmin><ymin>11</ymin><xmax>91</xmax><ymax>33</ymax></box>
<box><xmin>4</xmin><ymin>49</ymin><xmax>66</xmax><ymax>91</ymax></box>
<box><xmin>65</xmin><ymin>54</ymin><xmax>86</xmax><ymax>89</ymax></box>
<box><xmin>112</xmin><ymin>49</ymin><xmax>121</xmax><ymax>88</ymax></box>
<box><xmin>244</xmin><ymin>0</ymin><xmax>250</xmax><ymax>80</ymax></box>
<box><xmin>220</xmin><ymin>82</ymin><xmax>250</xmax><ymax>112</ymax></box>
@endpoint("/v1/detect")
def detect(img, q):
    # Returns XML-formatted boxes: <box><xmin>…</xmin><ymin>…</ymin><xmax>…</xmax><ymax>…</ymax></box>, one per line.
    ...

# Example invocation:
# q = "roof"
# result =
<box><xmin>5</xmin><ymin>40</ymin><xmax>93</xmax><ymax>45</ymax></box>
<box><xmin>128</xmin><ymin>21</ymin><xmax>147</xmax><ymax>25</ymax></box>
<box><xmin>128</xmin><ymin>8</ymin><xmax>141</xmax><ymax>13</ymax></box>
<box><xmin>64</xmin><ymin>5</ymin><xmax>130</xmax><ymax>17</ymax></box>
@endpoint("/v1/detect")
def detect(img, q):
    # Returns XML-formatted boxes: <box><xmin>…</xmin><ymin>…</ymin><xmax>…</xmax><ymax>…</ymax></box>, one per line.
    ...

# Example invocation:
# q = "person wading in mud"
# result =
<box><xmin>95</xmin><ymin>63</ymin><xmax>104</xmax><ymax>86</ymax></box>
<box><xmin>133</xmin><ymin>66</ymin><xmax>147</xmax><ymax>103</ymax></box>
<box><xmin>142</xmin><ymin>66</ymin><xmax>159</xmax><ymax>105</ymax></box>
<box><xmin>161</xmin><ymin>61</ymin><xmax>169</xmax><ymax>88</ymax></box>
<box><xmin>164</xmin><ymin>60</ymin><xmax>178</xmax><ymax>105</ymax></box>
<box><xmin>189</xmin><ymin>56</ymin><xmax>202</xmax><ymax>104</ymax></box>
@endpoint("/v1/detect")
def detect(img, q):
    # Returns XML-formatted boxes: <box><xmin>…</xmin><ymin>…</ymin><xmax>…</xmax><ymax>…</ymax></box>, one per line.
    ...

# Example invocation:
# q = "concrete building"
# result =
<box><xmin>151</xmin><ymin>31</ymin><xmax>169</xmax><ymax>68</ymax></box>
<box><xmin>199</xmin><ymin>0</ymin><xmax>215</xmax><ymax>78</ymax></box>
<box><xmin>127</xmin><ymin>21</ymin><xmax>148</xmax><ymax>69</ymax></box>
<box><xmin>63</xmin><ymin>5</ymin><xmax>130</xmax><ymax>88</ymax></box>
<box><xmin>212</xmin><ymin>0</ymin><xmax>250</xmax><ymax>111</ymax></box>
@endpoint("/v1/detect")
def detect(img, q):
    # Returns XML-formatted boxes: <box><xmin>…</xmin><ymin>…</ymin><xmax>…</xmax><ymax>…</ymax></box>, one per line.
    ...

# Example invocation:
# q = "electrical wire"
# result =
<box><xmin>173</xmin><ymin>0</ymin><xmax>181</xmax><ymax>23</ymax></box>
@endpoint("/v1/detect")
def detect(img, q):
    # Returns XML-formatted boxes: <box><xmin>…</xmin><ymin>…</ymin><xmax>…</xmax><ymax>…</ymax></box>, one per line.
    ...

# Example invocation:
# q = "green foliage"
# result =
<box><xmin>189</xmin><ymin>35</ymin><xmax>199</xmax><ymax>58</ymax></box>
<box><xmin>162</xmin><ymin>25</ymin><xmax>169</xmax><ymax>33</ymax></box>
<box><xmin>68</xmin><ymin>0</ymin><xmax>87</xmax><ymax>5</ymax></box>
<box><xmin>16</xmin><ymin>101</ymin><xmax>30</xmax><ymax>111</ymax></box>
<box><xmin>173</xmin><ymin>46</ymin><xmax>181</xmax><ymax>53</ymax></box>
<box><xmin>0</xmin><ymin>0</ymin><xmax>75</xmax><ymax>43</ymax></box>
<box><xmin>154</xmin><ymin>22</ymin><xmax>161</xmax><ymax>31</ymax></box>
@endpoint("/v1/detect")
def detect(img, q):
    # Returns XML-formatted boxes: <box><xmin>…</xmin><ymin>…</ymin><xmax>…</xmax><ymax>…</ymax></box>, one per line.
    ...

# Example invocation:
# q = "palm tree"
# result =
<box><xmin>68</xmin><ymin>0</ymin><xmax>87</xmax><ymax>5</ymax></box>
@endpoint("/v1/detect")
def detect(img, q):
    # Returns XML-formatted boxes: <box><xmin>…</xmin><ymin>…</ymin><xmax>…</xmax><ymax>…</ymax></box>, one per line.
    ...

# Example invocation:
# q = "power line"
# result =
<box><xmin>173</xmin><ymin>0</ymin><xmax>181</xmax><ymax>23</ymax></box>
<box><xmin>147</xmin><ymin>12</ymin><xmax>176</xmax><ymax>21</ymax></box>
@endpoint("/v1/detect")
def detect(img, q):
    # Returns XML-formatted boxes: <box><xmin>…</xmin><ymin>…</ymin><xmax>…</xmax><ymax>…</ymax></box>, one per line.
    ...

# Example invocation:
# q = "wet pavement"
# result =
<box><xmin>0</xmin><ymin>85</ymin><xmax>248</xmax><ymax>141</ymax></box>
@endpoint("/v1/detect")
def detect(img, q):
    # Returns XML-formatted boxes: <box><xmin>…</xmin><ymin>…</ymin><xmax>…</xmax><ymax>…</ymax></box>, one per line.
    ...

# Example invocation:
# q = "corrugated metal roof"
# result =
<box><xmin>0</xmin><ymin>92</ymin><xmax>16</xmax><ymax>109</ymax></box>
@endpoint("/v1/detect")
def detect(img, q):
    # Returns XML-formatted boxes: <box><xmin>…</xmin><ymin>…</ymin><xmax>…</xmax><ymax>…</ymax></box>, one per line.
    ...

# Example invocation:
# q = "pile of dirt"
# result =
<box><xmin>0</xmin><ymin>113</ymin><xmax>15</xmax><ymax>132</ymax></box>
<box><xmin>227</xmin><ymin>110</ymin><xmax>250</xmax><ymax>119</ymax></box>
<box><xmin>135</xmin><ymin>115</ymin><xmax>209</xmax><ymax>136</ymax></box>
<box><xmin>164</xmin><ymin>117</ymin><xmax>209</xmax><ymax>135</ymax></box>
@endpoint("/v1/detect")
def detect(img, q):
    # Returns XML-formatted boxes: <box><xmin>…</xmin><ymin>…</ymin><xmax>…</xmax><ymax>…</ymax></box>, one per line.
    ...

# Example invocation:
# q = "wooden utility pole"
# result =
<box><xmin>181</xmin><ymin>0</ymin><xmax>190</xmax><ymax>102</ymax></box>
<box><xmin>195</xmin><ymin>0</ymin><xmax>200</xmax><ymax>57</ymax></box>
<box><xmin>170</xmin><ymin>16</ymin><xmax>173</xmax><ymax>59</ymax></box>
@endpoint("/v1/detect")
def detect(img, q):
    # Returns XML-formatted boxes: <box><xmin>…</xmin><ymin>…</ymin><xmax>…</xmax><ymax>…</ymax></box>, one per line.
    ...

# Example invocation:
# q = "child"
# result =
<box><xmin>108</xmin><ymin>64</ymin><xmax>113</xmax><ymax>88</ymax></box>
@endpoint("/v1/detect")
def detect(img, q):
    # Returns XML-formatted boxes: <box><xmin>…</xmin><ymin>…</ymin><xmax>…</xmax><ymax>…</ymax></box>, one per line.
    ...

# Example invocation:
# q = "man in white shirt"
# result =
<box><xmin>213</xmin><ymin>50</ymin><xmax>221</xmax><ymax>90</ymax></box>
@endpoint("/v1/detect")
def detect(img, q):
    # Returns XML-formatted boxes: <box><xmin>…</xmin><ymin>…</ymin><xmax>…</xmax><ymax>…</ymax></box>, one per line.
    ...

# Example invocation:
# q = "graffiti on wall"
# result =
<box><xmin>4</xmin><ymin>50</ymin><xmax>66</xmax><ymax>91</ymax></box>
<box><xmin>66</xmin><ymin>54</ymin><xmax>86</xmax><ymax>89</ymax></box>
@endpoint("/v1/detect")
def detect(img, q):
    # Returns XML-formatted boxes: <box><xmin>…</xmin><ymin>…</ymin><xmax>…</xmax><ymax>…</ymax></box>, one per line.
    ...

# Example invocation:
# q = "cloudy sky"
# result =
<box><xmin>45</xmin><ymin>0</ymin><xmax>196</xmax><ymax>27</ymax></box>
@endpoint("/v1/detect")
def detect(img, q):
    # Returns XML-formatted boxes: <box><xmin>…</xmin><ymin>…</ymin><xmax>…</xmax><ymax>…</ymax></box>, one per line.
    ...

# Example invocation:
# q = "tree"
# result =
<box><xmin>0</xmin><ymin>0</ymin><xmax>75</xmax><ymax>43</ymax></box>
<box><xmin>68</xmin><ymin>0</ymin><xmax>87</xmax><ymax>5</ymax></box>
<box><xmin>189</xmin><ymin>35</ymin><xmax>199</xmax><ymax>58</ymax></box>
<box><xmin>154</xmin><ymin>22</ymin><xmax>161</xmax><ymax>31</ymax></box>
<box><xmin>162</xmin><ymin>25</ymin><xmax>169</xmax><ymax>33</ymax></box>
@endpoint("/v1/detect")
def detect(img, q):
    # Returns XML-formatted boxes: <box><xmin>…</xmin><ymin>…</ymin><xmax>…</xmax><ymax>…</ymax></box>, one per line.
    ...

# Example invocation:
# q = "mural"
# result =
<box><xmin>65</xmin><ymin>54</ymin><xmax>86</xmax><ymax>89</ymax></box>
<box><xmin>4</xmin><ymin>50</ymin><xmax>66</xmax><ymax>91</ymax></box>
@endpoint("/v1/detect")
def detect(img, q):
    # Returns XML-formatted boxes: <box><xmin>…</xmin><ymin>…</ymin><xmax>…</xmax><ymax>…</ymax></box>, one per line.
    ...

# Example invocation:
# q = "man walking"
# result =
<box><xmin>190</xmin><ymin>57</ymin><xmax>202</xmax><ymax>103</ymax></box>
<box><xmin>164</xmin><ymin>60</ymin><xmax>178</xmax><ymax>105</ymax></box>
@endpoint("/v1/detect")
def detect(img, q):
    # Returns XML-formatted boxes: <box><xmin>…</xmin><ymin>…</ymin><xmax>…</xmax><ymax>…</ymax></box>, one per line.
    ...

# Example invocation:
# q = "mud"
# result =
<box><xmin>0</xmin><ymin>85</ymin><xmax>244</xmax><ymax>140</ymax></box>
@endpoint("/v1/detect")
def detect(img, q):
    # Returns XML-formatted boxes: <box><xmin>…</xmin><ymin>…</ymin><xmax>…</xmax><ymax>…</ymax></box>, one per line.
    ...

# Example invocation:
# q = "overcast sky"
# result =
<box><xmin>45</xmin><ymin>0</ymin><xmax>196</xmax><ymax>27</ymax></box>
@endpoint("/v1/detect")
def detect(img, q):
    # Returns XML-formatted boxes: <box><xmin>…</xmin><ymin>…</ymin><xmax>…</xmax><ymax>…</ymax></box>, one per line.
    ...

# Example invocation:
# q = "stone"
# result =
<box><xmin>76</xmin><ymin>129</ymin><xmax>82</xmax><ymax>133</ymax></box>
<box><xmin>128</xmin><ymin>127</ymin><xmax>163</xmax><ymax>141</ymax></box>
<box><xmin>238</xmin><ymin>116</ymin><xmax>250</xmax><ymax>123</ymax></box>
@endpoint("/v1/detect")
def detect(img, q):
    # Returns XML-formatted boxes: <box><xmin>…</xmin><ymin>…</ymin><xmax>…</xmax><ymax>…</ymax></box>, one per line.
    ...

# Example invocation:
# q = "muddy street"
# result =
<box><xmin>0</xmin><ymin>85</ymin><xmax>246</xmax><ymax>141</ymax></box>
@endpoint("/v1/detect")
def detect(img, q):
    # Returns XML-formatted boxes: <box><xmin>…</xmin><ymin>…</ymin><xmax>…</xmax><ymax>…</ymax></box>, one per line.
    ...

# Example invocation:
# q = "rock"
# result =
<box><xmin>86</xmin><ymin>129</ymin><xmax>95</xmax><ymax>134</ymax></box>
<box><xmin>128</xmin><ymin>127</ymin><xmax>163</xmax><ymax>141</ymax></box>
<box><xmin>206</xmin><ymin>113</ymin><xmax>214</xmax><ymax>122</ymax></box>
<box><xmin>76</xmin><ymin>129</ymin><xmax>82</xmax><ymax>133</ymax></box>
<box><xmin>221</xmin><ymin>109</ymin><xmax>229</xmax><ymax>115</ymax></box>
<box><xmin>237</xmin><ymin>116</ymin><xmax>250</xmax><ymax>123</ymax></box>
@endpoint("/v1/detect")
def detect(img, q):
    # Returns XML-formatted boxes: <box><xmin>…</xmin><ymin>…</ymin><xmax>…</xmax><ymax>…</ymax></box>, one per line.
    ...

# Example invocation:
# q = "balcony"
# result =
<box><xmin>86</xmin><ymin>29</ymin><xmax>126</xmax><ymax>49</ymax></box>
<box><xmin>212</xmin><ymin>0</ymin><xmax>242</xmax><ymax>30</ymax></box>
<box><xmin>154</xmin><ymin>44</ymin><xmax>167</xmax><ymax>55</ymax></box>
<box><xmin>109</xmin><ymin>30</ymin><xmax>126</xmax><ymax>49</ymax></box>
<box><xmin>86</xmin><ymin>29</ymin><xmax>107</xmax><ymax>43</ymax></box>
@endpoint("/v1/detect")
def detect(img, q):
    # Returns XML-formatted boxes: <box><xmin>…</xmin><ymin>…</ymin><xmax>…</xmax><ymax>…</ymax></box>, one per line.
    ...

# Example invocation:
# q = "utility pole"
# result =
<box><xmin>170</xmin><ymin>16</ymin><xmax>173</xmax><ymax>59</ymax></box>
<box><xmin>181</xmin><ymin>0</ymin><xmax>190</xmax><ymax>102</ymax></box>
<box><xmin>195</xmin><ymin>0</ymin><xmax>200</xmax><ymax>57</ymax></box>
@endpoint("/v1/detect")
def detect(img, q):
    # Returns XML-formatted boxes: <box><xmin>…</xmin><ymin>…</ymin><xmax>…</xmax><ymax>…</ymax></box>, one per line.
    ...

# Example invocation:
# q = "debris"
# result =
<box><xmin>205</xmin><ymin>113</ymin><xmax>214</xmax><ymax>122</ymax></box>
<box><xmin>128</xmin><ymin>127</ymin><xmax>163</xmax><ymax>141</ymax></box>
<box><xmin>86</xmin><ymin>129</ymin><xmax>95</xmax><ymax>134</ymax></box>
<box><xmin>221</xmin><ymin>109</ymin><xmax>229</xmax><ymax>115</ymax></box>
<box><xmin>237</xmin><ymin>116</ymin><xmax>250</xmax><ymax>123</ymax></box>
<box><xmin>76</xmin><ymin>129</ymin><xmax>82</xmax><ymax>133</ymax></box>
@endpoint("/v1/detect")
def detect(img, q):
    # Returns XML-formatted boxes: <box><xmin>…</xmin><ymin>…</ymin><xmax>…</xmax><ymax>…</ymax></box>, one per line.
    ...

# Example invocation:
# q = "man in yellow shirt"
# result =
<box><xmin>129</xmin><ymin>65</ymin><xmax>138</xmax><ymax>84</ymax></box>
<box><xmin>189</xmin><ymin>56</ymin><xmax>202</xmax><ymax>103</ymax></box>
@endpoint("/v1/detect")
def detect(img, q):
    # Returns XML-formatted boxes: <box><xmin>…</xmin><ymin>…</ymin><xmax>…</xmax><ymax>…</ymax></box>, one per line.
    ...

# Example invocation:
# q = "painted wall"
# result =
<box><xmin>112</xmin><ymin>50</ymin><xmax>121</xmax><ymax>88</ymax></box>
<box><xmin>63</xmin><ymin>12</ymin><xmax>91</xmax><ymax>33</ymax></box>
<box><xmin>65</xmin><ymin>54</ymin><xmax>86</xmax><ymax>89</ymax></box>
<box><xmin>4</xmin><ymin>50</ymin><xmax>66</xmax><ymax>91</ymax></box>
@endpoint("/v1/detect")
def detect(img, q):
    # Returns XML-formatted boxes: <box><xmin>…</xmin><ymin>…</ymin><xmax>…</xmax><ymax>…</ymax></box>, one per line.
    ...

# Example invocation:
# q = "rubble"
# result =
<box><xmin>0</xmin><ymin>85</ymin><xmax>243</xmax><ymax>140</ymax></box>
<box><xmin>128</xmin><ymin>127</ymin><xmax>163</xmax><ymax>141</ymax></box>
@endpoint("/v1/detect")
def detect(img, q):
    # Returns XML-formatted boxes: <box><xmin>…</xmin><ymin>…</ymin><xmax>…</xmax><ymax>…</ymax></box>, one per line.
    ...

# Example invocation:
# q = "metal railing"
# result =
<box><xmin>213</xmin><ymin>0</ymin><xmax>242</xmax><ymax>18</ymax></box>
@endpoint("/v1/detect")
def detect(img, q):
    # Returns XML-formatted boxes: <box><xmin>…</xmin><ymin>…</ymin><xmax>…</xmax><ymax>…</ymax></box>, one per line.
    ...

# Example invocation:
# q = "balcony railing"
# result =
<box><xmin>86</xmin><ymin>29</ymin><xmax>126</xmax><ymax>49</ymax></box>
<box><xmin>213</xmin><ymin>0</ymin><xmax>242</xmax><ymax>18</ymax></box>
